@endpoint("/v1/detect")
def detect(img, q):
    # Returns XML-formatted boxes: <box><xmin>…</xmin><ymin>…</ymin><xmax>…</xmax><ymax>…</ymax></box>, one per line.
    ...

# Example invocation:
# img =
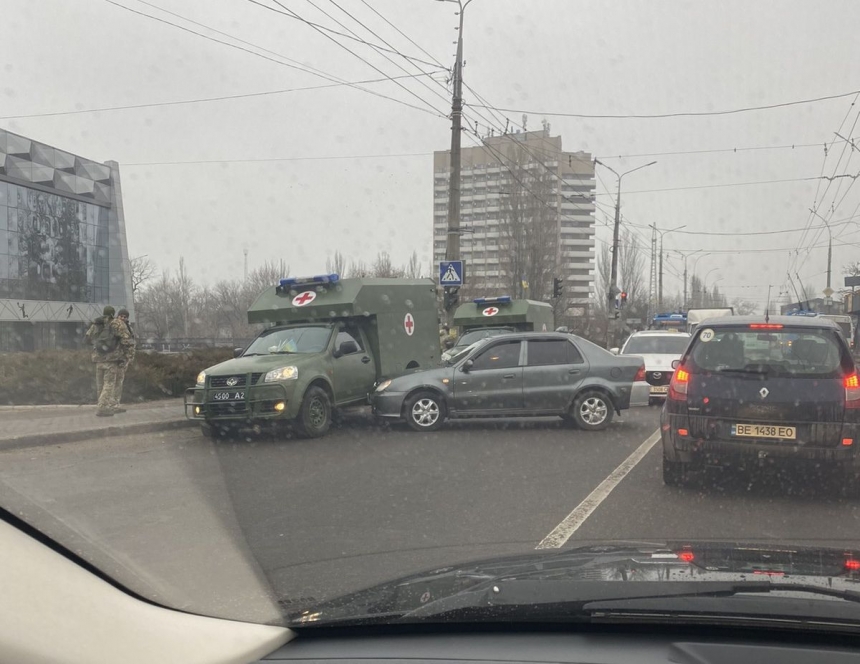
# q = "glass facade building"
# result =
<box><xmin>0</xmin><ymin>129</ymin><xmax>132</xmax><ymax>352</ymax></box>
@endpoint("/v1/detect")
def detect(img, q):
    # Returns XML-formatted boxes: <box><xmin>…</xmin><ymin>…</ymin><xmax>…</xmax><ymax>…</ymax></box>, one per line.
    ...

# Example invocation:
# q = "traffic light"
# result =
<box><xmin>620</xmin><ymin>291</ymin><xmax>628</xmax><ymax>307</ymax></box>
<box><xmin>552</xmin><ymin>276</ymin><xmax>563</xmax><ymax>299</ymax></box>
<box><xmin>444</xmin><ymin>286</ymin><xmax>460</xmax><ymax>311</ymax></box>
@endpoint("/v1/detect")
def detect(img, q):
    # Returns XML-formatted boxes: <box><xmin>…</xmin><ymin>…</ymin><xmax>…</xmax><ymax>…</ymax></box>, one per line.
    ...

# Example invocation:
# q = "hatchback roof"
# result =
<box><xmin>694</xmin><ymin>315</ymin><xmax>839</xmax><ymax>329</ymax></box>
<box><xmin>631</xmin><ymin>330</ymin><xmax>691</xmax><ymax>336</ymax></box>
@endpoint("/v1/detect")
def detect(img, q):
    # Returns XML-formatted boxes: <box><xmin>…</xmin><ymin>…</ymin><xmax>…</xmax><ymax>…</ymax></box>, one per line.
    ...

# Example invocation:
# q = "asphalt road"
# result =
<box><xmin>3</xmin><ymin>405</ymin><xmax>860</xmax><ymax>624</ymax></box>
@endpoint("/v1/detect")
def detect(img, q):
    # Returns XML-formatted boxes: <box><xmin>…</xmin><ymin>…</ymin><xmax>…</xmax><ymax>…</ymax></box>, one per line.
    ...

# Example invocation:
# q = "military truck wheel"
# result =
<box><xmin>404</xmin><ymin>391</ymin><xmax>446</xmax><ymax>432</ymax></box>
<box><xmin>296</xmin><ymin>386</ymin><xmax>332</xmax><ymax>438</ymax></box>
<box><xmin>571</xmin><ymin>391</ymin><xmax>614</xmax><ymax>431</ymax></box>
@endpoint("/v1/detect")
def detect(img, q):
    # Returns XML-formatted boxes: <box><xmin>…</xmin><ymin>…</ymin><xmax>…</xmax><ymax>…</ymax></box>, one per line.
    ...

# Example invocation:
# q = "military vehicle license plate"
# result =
<box><xmin>212</xmin><ymin>391</ymin><xmax>245</xmax><ymax>402</ymax></box>
<box><xmin>731</xmin><ymin>424</ymin><xmax>796</xmax><ymax>439</ymax></box>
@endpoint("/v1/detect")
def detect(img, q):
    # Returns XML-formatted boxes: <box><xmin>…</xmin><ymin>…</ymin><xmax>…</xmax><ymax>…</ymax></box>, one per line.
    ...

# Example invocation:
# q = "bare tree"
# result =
<box><xmin>130</xmin><ymin>256</ymin><xmax>156</xmax><ymax>295</ymax></box>
<box><xmin>618</xmin><ymin>229</ymin><xmax>646</xmax><ymax>309</ymax></box>
<box><xmin>497</xmin><ymin>140</ymin><xmax>558</xmax><ymax>301</ymax></box>
<box><xmin>326</xmin><ymin>251</ymin><xmax>347</xmax><ymax>276</ymax></box>
<box><xmin>405</xmin><ymin>250</ymin><xmax>422</xmax><ymax>279</ymax></box>
<box><xmin>731</xmin><ymin>297</ymin><xmax>758</xmax><ymax>315</ymax></box>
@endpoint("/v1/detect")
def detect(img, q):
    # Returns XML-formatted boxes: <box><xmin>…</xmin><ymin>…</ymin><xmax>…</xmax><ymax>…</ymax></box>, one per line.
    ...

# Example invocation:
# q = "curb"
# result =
<box><xmin>0</xmin><ymin>418</ymin><xmax>198</xmax><ymax>452</ymax></box>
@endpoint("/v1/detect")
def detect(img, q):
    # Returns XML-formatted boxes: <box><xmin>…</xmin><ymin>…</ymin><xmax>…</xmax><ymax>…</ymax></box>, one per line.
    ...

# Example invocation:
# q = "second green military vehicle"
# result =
<box><xmin>185</xmin><ymin>274</ymin><xmax>440</xmax><ymax>438</ymax></box>
<box><xmin>441</xmin><ymin>296</ymin><xmax>555</xmax><ymax>363</ymax></box>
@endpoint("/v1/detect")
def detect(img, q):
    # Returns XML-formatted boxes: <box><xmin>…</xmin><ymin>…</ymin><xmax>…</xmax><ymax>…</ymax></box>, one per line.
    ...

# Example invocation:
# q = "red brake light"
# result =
<box><xmin>634</xmin><ymin>365</ymin><xmax>646</xmax><ymax>382</ymax></box>
<box><xmin>846</xmin><ymin>559</ymin><xmax>860</xmax><ymax>571</ymax></box>
<box><xmin>845</xmin><ymin>373</ymin><xmax>860</xmax><ymax>409</ymax></box>
<box><xmin>678</xmin><ymin>550</ymin><xmax>695</xmax><ymax>562</ymax></box>
<box><xmin>749</xmin><ymin>323</ymin><xmax>783</xmax><ymax>329</ymax></box>
<box><xmin>668</xmin><ymin>367</ymin><xmax>689</xmax><ymax>401</ymax></box>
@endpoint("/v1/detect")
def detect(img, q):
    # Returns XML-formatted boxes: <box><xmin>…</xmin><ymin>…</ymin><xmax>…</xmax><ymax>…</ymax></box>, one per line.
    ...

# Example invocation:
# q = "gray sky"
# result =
<box><xmin>3</xmin><ymin>0</ymin><xmax>860</xmax><ymax>310</ymax></box>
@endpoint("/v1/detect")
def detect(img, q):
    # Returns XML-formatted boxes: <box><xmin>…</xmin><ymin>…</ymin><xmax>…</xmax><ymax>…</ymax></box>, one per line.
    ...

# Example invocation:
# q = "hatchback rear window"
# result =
<box><xmin>687</xmin><ymin>327</ymin><xmax>848</xmax><ymax>378</ymax></box>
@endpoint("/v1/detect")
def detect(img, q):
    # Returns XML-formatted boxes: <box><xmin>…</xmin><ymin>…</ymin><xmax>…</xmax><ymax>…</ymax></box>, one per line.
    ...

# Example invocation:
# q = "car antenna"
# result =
<box><xmin>765</xmin><ymin>284</ymin><xmax>771</xmax><ymax>323</ymax></box>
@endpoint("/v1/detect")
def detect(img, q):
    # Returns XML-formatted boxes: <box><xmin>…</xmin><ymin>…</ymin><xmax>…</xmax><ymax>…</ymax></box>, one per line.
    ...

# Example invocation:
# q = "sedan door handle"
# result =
<box><xmin>361</xmin><ymin>356</ymin><xmax>371</xmax><ymax>364</ymax></box>
<box><xmin>568</xmin><ymin>369</ymin><xmax>580</xmax><ymax>375</ymax></box>
<box><xmin>503</xmin><ymin>373</ymin><xmax>516</xmax><ymax>379</ymax></box>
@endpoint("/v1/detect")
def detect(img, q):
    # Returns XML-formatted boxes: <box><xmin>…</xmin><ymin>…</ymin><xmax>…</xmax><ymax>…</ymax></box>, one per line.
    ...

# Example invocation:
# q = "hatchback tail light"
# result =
<box><xmin>845</xmin><ymin>373</ymin><xmax>860</xmax><ymax>409</ymax></box>
<box><xmin>668</xmin><ymin>366</ymin><xmax>689</xmax><ymax>401</ymax></box>
<box><xmin>634</xmin><ymin>364</ymin><xmax>646</xmax><ymax>382</ymax></box>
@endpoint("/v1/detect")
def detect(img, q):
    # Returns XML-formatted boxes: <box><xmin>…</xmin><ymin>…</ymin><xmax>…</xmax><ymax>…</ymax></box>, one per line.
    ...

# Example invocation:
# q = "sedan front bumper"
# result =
<box><xmin>371</xmin><ymin>390</ymin><xmax>408</xmax><ymax>419</ymax></box>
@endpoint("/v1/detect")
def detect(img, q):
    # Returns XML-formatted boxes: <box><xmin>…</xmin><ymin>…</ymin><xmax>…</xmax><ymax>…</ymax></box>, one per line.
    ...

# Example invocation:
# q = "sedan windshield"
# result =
<box><xmin>244</xmin><ymin>326</ymin><xmax>332</xmax><ymax>355</ymax></box>
<box><xmin>623</xmin><ymin>336</ymin><xmax>690</xmax><ymax>355</ymax></box>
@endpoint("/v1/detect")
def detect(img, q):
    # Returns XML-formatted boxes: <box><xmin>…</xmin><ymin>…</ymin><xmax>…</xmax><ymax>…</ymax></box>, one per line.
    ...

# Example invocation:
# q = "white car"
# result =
<box><xmin>614</xmin><ymin>330</ymin><xmax>691</xmax><ymax>404</ymax></box>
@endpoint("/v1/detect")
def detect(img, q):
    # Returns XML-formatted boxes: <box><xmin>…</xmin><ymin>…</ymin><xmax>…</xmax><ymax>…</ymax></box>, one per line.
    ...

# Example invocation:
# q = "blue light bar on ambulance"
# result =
<box><xmin>786</xmin><ymin>310</ymin><xmax>818</xmax><ymax>317</ymax></box>
<box><xmin>473</xmin><ymin>296</ymin><xmax>512</xmax><ymax>305</ymax></box>
<box><xmin>279</xmin><ymin>273</ymin><xmax>340</xmax><ymax>288</ymax></box>
<box><xmin>653</xmin><ymin>312</ymin><xmax>686</xmax><ymax>321</ymax></box>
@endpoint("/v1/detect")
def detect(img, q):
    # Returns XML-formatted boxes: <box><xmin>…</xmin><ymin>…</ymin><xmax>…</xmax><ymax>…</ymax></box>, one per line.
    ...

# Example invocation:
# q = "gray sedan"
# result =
<box><xmin>371</xmin><ymin>332</ymin><xmax>649</xmax><ymax>432</ymax></box>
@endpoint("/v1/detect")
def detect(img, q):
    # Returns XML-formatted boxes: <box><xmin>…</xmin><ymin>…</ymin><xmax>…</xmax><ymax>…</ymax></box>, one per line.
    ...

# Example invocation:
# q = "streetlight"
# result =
<box><xmin>595</xmin><ymin>160</ymin><xmax>657</xmax><ymax>306</ymax></box>
<box><xmin>700</xmin><ymin>267</ymin><xmax>719</xmax><ymax>306</ymax></box>
<box><xmin>649</xmin><ymin>224</ymin><xmax>685</xmax><ymax>310</ymax></box>
<box><xmin>674</xmin><ymin>249</ymin><xmax>703</xmax><ymax>309</ymax></box>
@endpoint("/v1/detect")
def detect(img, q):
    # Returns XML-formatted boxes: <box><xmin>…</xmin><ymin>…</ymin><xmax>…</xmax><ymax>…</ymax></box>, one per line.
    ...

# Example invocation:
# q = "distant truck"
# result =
<box><xmin>441</xmin><ymin>296</ymin><xmax>555</xmax><ymax>363</ymax></box>
<box><xmin>786</xmin><ymin>310</ymin><xmax>855</xmax><ymax>349</ymax></box>
<box><xmin>685</xmin><ymin>307</ymin><xmax>733</xmax><ymax>334</ymax></box>
<box><xmin>185</xmin><ymin>274</ymin><xmax>440</xmax><ymax>438</ymax></box>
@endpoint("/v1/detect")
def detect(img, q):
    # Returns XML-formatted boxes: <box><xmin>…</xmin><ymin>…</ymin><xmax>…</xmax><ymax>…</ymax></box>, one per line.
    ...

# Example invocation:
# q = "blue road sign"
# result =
<box><xmin>439</xmin><ymin>260</ymin><xmax>465</xmax><ymax>286</ymax></box>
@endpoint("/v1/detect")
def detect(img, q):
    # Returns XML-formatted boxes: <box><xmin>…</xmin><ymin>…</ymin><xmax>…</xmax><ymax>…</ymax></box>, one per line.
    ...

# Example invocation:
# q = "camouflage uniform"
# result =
<box><xmin>87</xmin><ymin>315</ymin><xmax>132</xmax><ymax>415</ymax></box>
<box><xmin>113</xmin><ymin>316</ymin><xmax>136</xmax><ymax>407</ymax></box>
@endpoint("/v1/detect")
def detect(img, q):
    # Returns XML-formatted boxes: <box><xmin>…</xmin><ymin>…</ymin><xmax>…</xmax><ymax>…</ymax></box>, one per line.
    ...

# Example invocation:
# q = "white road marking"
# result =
<box><xmin>536</xmin><ymin>428</ymin><xmax>661</xmax><ymax>549</ymax></box>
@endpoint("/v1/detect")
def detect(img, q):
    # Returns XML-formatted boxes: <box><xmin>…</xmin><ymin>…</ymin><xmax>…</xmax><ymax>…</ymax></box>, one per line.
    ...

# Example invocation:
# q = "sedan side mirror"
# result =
<box><xmin>671</xmin><ymin>359</ymin><xmax>681</xmax><ymax>370</ymax></box>
<box><xmin>610</xmin><ymin>347</ymin><xmax>620</xmax><ymax>355</ymax></box>
<box><xmin>334</xmin><ymin>340</ymin><xmax>359</xmax><ymax>358</ymax></box>
<box><xmin>233</xmin><ymin>347</ymin><xmax>244</xmax><ymax>358</ymax></box>
<box><xmin>461</xmin><ymin>359</ymin><xmax>474</xmax><ymax>373</ymax></box>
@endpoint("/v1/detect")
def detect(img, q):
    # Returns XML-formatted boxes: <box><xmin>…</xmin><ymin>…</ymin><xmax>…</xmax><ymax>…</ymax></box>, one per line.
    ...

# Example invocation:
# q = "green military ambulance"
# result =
<box><xmin>441</xmin><ymin>296</ymin><xmax>555</xmax><ymax>363</ymax></box>
<box><xmin>185</xmin><ymin>274</ymin><xmax>440</xmax><ymax>438</ymax></box>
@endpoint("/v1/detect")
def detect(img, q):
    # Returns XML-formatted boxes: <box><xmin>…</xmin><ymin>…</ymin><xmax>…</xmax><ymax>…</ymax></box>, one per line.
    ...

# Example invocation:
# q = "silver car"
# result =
<box><xmin>372</xmin><ymin>332</ymin><xmax>648</xmax><ymax>432</ymax></box>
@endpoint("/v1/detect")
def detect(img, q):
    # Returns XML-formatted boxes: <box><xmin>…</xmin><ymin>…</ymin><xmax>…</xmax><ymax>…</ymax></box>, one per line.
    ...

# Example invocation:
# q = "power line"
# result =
<box><xmin>0</xmin><ymin>73</ymin><xmax>442</xmax><ymax>120</ymax></box>
<box><xmin>594</xmin><ymin>141</ymin><xmax>837</xmax><ymax>160</ymax></box>
<box><xmin>122</xmin><ymin>151</ymin><xmax>431</xmax><ymax>166</ymax></box>
<box><xmin>254</xmin><ymin>0</ymin><xmax>448</xmax><ymax>117</ymax></box>
<box><xmin>594</xmin><ymin>175</ymin><xmax>832</xmax><ymax>196</ymax></box>
<box><xmin>467</xmin><ymin>88</ymin><xmax>860</xmax><ymax>120</ymax></box>
<box><xmin>102</xmin><ymin>0</ymin><xmax>443</xmax><ymax>118</ymax></box>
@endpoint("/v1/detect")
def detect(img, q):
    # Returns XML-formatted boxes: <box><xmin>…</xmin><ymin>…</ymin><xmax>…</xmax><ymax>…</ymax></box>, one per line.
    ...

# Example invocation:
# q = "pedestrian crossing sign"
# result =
<box><xmin>439</xmin><ymin>260</ymin><xmax>465</xmax><ymax>286</ymax></box>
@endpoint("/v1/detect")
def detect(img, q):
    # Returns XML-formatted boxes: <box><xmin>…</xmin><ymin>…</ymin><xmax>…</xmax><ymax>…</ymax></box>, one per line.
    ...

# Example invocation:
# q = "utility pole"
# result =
<box><xmin>675</xmin><ymin>249</ymin><xmax>703</xmax><ymax>310</ymax></box>
<box><xmin>444</xmin><ymin>3</ymin><xmax>467</xmax><ymax>264</ymax></box>
<box><xmin>595</xmin><ymin>160</ymin><xmax>657</xmax><ymax>306</ymax></box>
<box><xmin>441</xmin><ymin>0</ymin><xmax>473</xmax><ymax>316</ymax></box>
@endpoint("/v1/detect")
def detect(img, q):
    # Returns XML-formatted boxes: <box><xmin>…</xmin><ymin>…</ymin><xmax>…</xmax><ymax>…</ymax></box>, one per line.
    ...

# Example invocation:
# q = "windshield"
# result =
<box><xmin>6</xmin><ymin>0</ymin><xmax>860</xmax><ymax>644</ymax></box>
<box><xmin>622</xmin><ymin>335</ymin><xmax>690</xmax><ymax>355</ymax></box>
<box><xmin>244</xmin><ymin>326</ymin><xmax>332</xmax><ymax>355</ymax></box>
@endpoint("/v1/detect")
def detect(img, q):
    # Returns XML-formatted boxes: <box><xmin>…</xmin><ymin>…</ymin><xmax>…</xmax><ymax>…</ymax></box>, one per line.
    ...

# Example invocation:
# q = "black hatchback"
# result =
<box><xmin>661</xmin><ymin>316</ymin><xmax>860</xmax><ymax>488</ymax></box>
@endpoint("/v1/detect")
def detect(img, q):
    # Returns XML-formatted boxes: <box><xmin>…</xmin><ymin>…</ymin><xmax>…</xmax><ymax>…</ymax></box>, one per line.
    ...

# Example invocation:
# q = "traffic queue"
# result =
<box><xmin>185</xmin><ymin>273</ymin><xmax>651</xmax><ymax>439</ymax></box>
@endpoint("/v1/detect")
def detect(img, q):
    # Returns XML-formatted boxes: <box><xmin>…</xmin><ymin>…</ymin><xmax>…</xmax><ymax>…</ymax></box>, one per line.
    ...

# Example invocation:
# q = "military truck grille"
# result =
<box><xmin>209</xmin><ymin>373</ymin><xmax>264</xmax><ymax>388</ymax></box>
<box><xmin>646</xmin><ymin>371</ymin><xmax>672</xmax><ymax>386</ymax></box>
<box><xmin>207</xmin><ymin>402</ymin><xmax>249</xmax><ymax>416</ymax></box>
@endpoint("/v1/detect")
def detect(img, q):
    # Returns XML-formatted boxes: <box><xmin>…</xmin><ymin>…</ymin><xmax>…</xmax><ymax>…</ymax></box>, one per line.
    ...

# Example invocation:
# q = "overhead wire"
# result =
<box><xmin>101</xmin><ymin>0</ymin><xmax>443</xmax><ymax>117</ymax></box>
<box><xmin>466</xmin><ymin>88</ymin><xmax>860</xmax><ymax>120</ymax></box>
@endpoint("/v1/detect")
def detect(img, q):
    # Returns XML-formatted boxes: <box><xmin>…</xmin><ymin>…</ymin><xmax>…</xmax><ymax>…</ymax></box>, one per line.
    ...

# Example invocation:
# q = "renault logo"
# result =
<box><xmin>226</xmin><ymin>377</ymin><xmax>239</xmax><ymax>387</ymax></box>
<box><xmin>759</xmin><ymin>387</ymin><xmax>769</xmax><ymax>399</ymax></box>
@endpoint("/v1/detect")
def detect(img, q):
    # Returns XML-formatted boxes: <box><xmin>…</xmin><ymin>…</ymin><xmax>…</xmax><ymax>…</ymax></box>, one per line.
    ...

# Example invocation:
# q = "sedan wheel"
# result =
<box><xmin>572</xmin><ymin>391</ymin><xmax>614</xmax><ymax>431</ymax></box>
<box><xmin>404</xmin><ymin>391</ymin><xmax>446</xmax><ymax>432</ymax></box>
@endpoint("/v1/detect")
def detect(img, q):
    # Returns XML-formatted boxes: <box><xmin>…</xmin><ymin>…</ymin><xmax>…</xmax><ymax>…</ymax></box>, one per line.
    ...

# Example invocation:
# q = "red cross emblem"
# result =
<box><xmin>404</xmin><ymin>313</ymin><xmax>415</xmax><ymax>336</ymax></box>
<box><xmin>292</xmin><ymin>291</ymin><xmax>317</xmax><ymax>306</ymax></box>
<box><xmin>482</xmin><ymin>306</ymin><xmax>499</xmax><ymax>317</ymax></box>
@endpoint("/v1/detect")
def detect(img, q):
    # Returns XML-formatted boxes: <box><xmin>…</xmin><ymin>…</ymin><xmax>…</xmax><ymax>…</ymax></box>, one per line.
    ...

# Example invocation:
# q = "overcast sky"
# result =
<box><xmin>3</xmin><ymin>0</ymin><xmax>860</xmax><ymax>310</ymax></box>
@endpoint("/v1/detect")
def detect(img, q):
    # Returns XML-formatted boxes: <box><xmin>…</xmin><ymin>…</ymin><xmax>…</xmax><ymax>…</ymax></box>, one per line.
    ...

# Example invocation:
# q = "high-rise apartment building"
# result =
<box><xmin>433</xmin><ymin>129</ymin><xmax>595</xmax><ymax>309</ymax></box>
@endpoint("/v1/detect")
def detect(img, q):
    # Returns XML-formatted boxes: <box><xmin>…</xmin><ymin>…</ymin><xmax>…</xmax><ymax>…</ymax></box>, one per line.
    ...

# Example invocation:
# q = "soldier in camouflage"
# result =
<box><xmin>113</xmin><ymin>308</ymin><xmax>136</xmax><ymax>409</ymax></box>
<box><xmin>85</xmin><ymin>305</ymin><xmax>133</xmax><ymax>417</ymax></box>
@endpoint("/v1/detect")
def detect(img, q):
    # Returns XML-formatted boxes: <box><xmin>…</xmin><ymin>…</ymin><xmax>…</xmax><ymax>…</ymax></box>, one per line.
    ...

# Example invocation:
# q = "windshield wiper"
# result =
<box><xmin>395</xmin><ymin>580</ymin><xmax>860</xmax><ymax>623</ymax></box>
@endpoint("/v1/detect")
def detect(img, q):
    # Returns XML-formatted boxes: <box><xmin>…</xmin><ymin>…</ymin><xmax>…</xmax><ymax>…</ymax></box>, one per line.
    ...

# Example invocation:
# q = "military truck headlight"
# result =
<box><xmin>265</xmin><ymin>366</ymin><xmax>299</xmax><ymax>382</ymax></box>
<box><xmin>375</xmin><ymin>379</ymin><xmax>392</xmax><ymax>393</ymax></box>
<box><xmin>196</xmin><ymin>371</ymin><xmax>206</xmax><ymax>386</ymax></box>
